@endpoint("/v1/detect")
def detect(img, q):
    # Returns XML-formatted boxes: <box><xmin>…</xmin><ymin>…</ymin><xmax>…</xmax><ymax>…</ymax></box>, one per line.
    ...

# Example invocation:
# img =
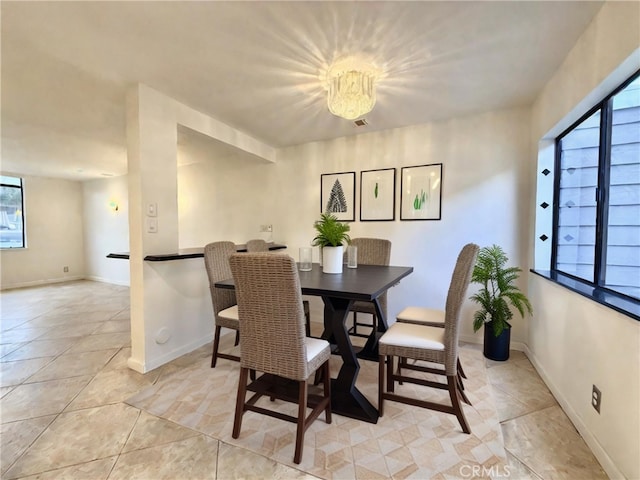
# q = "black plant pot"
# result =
<box><xmin>483</xmin><ymin>322</ymin><xmax>511</xmax><ymax>361</ymax></box>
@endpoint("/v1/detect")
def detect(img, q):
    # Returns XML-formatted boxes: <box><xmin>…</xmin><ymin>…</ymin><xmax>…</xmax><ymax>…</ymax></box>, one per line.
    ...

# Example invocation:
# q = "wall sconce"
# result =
<box><xmin>108</xmin><ymin>200</ymin><xmax>119</xmax><ymax>212</ymax></box>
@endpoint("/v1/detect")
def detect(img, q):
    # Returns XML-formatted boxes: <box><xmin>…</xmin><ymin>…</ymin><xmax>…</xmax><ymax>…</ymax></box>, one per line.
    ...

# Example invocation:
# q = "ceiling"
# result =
<box><xmin>1</xmin><ymin>1</ymin><xmax>603</xmax><ymax>181</ymax></box>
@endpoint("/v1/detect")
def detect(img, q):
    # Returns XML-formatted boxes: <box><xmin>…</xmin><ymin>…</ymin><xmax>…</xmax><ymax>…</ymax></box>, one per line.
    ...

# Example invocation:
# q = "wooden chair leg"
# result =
<box><xmin>322</xmin><ymin>361</ymin><xmax>332</xmax><ymax>424</ymax></box>
<box><xmin>234</xmin><ymin>330</ymin><xmax>240</xmax><ymax>346</ymax></box>
<box><xmin>386</xmin><ymin>355</ymin><xmax>394</xmax><ymax>393</ymax></box>
<box><xmin>294</xmin><ymin>380</ymin><xmax>308</xmax><ymax>464</ymax></box>
<box><xmin>457</xmin><ymin>375</ymin><xmax>471</xmax><ymax>405</ymax></box>
<box><xmin>211</xmin><ymin>325</ymin><xmax>222</xmax><ymax>368</ymax></box>
<box><xmin>232</xmin><ymin>367</ymin><xmax>249</xmax><ymax>438</ymax></box>
<box><xmin>352</xmin><ymin>312</ymin><xmax>358</xmax><ymax>335</ymax></box>
<box><xmin>447</xmin><ymin>375</ymin><xmax>471</xmax><ymax>434</ymax></box>
<box><xmin>457</xmin><ymin>358</ymin><xmax>467</xmax><ymax>379</ymax></box>
<box><xmin>378</xmin><ymin>355</ymin><xmax>385</xmax><ymax>417</ymax></box>
<box><xmin>458</xmin><ymin>372</ymin><xmax>466</xmax><ymax>390</ymax></box>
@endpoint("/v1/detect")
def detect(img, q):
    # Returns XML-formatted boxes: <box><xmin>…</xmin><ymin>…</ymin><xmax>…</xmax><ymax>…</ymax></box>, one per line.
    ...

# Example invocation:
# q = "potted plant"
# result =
<box><xmin>469</xmin><ymin>244</ymin><xmax>533</xmax><ymax>361</ymax></box>
<box><xmin>311</xmin><ymin>213</ymin><xmax>350</xmax><ymax>273</ymax></box>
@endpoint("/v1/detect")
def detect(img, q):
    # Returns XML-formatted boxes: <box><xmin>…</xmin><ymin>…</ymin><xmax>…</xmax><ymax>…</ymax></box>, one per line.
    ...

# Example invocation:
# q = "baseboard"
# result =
<box><xmin>0</xmin><ymin>275</ymin><xmax>85</xmax><ymax>291</ymax></box>
<box><xmin>524</xmin><ymin>345</ymin><xmax>623</xmax><ymax>479</ymax></box>
<box><xmin>84</xmin><ymin>275</ymin><xmax>130</xmax><ymax>287</ymax></box>
<box><xmin>127</xmin><ymin>335</ymin><xmax>214</xmax><ymax>374</ymax></box>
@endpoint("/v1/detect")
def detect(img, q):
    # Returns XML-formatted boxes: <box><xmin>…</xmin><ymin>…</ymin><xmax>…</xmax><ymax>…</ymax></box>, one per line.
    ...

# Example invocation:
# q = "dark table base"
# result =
<box><xmin>330</xmin><ymin>379</ymin><xmax>379</xmax><ymax>423</ymax></box>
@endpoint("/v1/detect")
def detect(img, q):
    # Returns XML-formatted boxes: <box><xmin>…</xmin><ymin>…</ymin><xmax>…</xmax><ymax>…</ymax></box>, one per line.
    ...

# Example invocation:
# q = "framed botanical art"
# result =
<box><xmin>400</xmin><ymin>163</ymin><xmax>443</xmax><ymax>220</ymax></box>
<box><xmin>360</xmin><ymin>168</ymin><xmax>396</xmax><ymax>221</ymax></box>
<box><xmin>321</xmin><ymin>171</ymin><xmax>355</xmax><ymax>221</ymax></box>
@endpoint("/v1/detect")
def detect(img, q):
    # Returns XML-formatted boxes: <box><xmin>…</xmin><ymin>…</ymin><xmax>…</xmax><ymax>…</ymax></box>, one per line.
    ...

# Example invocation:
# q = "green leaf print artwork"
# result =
<box><xmin>413</xmin><ymin>189</ymin><xmax>428</xmax><ymax>210</ymax></box>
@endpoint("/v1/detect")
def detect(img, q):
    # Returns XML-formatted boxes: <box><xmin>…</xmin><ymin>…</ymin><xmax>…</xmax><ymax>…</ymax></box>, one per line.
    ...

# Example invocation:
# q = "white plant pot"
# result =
<box><xmin>322</xmin><ymin>245</ymin><xmax>343</xmax><ymax>274</ymax></box>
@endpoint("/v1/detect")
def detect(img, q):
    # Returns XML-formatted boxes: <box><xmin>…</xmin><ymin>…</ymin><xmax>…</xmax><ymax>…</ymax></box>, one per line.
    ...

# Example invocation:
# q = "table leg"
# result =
<box><xmin>357</xmin><ymin>298</ymin><xmax>388</xmax><ymax>362</ymax></box>
<box><xmin>321</xmin><ymin>297</ymin><xmax>379</xmax><ymax>423</ymax></box>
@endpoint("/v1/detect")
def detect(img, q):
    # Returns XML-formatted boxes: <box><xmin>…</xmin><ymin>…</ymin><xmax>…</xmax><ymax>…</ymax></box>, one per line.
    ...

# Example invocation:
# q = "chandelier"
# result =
<box><xmin>325</xmin><ymin>59</ymin><xmax>378</xmax><ymax>120</ymax></box>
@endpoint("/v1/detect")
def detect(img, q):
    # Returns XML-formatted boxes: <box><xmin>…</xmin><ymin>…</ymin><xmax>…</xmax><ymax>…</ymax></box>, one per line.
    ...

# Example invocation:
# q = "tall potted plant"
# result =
<box><xmin>469</xmin><ymin>244</ymin><xmax>533</xmax><ymax>361</ymax></box>
<box><xmin>311</xmin><ymin>213</ymin><xmax>350</xmax><ymax>274</ymax></box>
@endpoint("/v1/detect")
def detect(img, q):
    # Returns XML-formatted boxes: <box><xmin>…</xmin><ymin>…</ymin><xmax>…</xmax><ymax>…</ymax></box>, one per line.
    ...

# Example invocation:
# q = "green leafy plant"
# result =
<box><xmin>469</xmin><ymin>244</ymin><xmax>533</xmax><ymax>337</ymax></box>
<box><xmin>311</xmin><ymin>213</ymin><xmax>351</xmax><ymax>247</ymax></box>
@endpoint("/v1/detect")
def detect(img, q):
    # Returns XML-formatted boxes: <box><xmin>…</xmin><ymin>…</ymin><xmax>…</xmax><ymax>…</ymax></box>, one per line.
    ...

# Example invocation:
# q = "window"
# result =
<box><xmin>554</xmin><ymin>71</ymin><xmax>640</xmax><ymax>302</ymax></box>
<box><xmin>0</xmin><ymin>175</ymin><xmax>25</xmax><ymax>248</ymax></box>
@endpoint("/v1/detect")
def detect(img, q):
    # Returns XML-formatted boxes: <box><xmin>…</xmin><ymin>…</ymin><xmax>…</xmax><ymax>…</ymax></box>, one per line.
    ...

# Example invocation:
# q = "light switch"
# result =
<box><xmin>147</xmin><ymin>203</ymin><xmax>157</xmax><ymax>217</ymax></box>
<box><xmin>147</xmin><ymin>217</ymin><xmax>158</xmax><ymax>233</ymax></box>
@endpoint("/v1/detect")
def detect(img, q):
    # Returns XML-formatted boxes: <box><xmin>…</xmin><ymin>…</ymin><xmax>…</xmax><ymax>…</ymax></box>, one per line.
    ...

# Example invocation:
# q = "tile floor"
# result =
<box><xmin>0</xmin><ymin>281</ymin><xmax>607</xmax><ymax>479</ymax></box>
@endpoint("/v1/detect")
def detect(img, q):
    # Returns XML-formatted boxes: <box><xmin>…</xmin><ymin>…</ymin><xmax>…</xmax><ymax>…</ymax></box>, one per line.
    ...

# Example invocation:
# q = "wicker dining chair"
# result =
<box><xmin>395</xmin><ymin>306</ymin><xmax>469</xmax><ymax>383</ymax></box>
<box><xmin>204</xmin><ymin>241</ymin><xmax>241</xmax><ymax>368</ymax></box>
<box><xmin>245</xmin><ymin>238</ymin><xmax>268</xmax><ymax>253</ymax></box>
<box><xmin>246</xmin><ymin>238</ymin><xmax>313</xmax><ymax>336</ymax></box>
<box><xmin>346</xmin><ymin>238</ymin><xmax>392</xmax><ymax>337</ymax></box>
<box><xmin>378</xmin><ymin>243</ymin><xmax>479</xmax><ymax>434</ymax></box>
<box><xmin>229</xmin><ymin>253</ymin><xmax>332</xmax><ymax>464</ymax></box>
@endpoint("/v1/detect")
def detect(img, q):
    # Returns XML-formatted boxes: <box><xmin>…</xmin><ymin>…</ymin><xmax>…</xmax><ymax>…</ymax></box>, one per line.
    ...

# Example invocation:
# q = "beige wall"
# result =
<box><xmin>168</xmin><ymin>107</ymin><xmax>532</xmax><ymax>347</ymax></box>
<box><xmin>272</xmin><ymin>108</ymin><xmax>532</xmax><ymax>345</ymax></box>
<box><xmin>529</xmin><ymin>2</ymin><xmax>640</xmax><ymax>478</ymax></box>
<box><xmin>82</xmin><ymin>176</ymin><xmax>130</xmax><ymax>285</ymax></box>
<box><xmin>0</xmin><ymin>174</ymin><xmax>84</xmax><ymax>289</ymax></box>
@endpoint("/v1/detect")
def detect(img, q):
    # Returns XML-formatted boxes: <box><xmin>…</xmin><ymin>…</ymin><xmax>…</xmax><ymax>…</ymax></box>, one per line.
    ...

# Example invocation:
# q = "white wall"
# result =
<box><xmin>271</xmin><ymin>107</ymin><xmax>532</xmax><ymax>345</ymax></box>
<box><xmin>529</xmin><ymin>2</ymin><xmax>640</xmax><ymax>478</ymax></box>
<box><xmin>171</xmin><ymin>106</ymin><xmax>532</xmax><ymax>348</ymax></box>
<box><xmin>0</xmin><ymin>174</ymin><xmax>84</xmax><ymax>289</ymax></box>
<box><xmin>125</xmin><ymin>84</ymin><xmax>276</xmax><ymax>373</ymax></box>
<box><xmin>177</xmin><ymin>153</ymin><xmax>276</xmax><ymax>248</ymax></box>
<box><xmin>82</xmin><ymin>176</ymin><xmax>130</xmax><ymax>285</ymax></box>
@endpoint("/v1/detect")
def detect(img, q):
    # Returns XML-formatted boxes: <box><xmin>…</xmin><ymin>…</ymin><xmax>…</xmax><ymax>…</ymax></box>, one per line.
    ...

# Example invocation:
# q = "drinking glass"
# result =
<box><xmin>299</xmin><ymin>247</ymin><xmax>312</xmax><ymax>271</ymax></box>
<box><xmin>347</xmin><ymin>245</ymin><xmax>358</xmax><ymax>268</ymax></box>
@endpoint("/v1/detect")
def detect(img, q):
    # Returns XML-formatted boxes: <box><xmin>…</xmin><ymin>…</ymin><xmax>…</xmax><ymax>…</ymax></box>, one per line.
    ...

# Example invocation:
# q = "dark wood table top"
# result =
<box><xmin>215</xmin><ymin>263</ymin><xmax>414</xmax><ymax>301</ymax></box>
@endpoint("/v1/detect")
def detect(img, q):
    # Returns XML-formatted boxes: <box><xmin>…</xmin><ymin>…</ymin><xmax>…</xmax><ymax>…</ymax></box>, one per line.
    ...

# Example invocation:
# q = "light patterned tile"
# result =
<box><xmin>0</xmin><ymin>415</ymin><xmax>56</xmax><ymax>475</ymax></box>
<box><xmin>93</xmin><ymin>319</ymin><xmax>130</xmax><ymax>334</ymax></box>
<box><xmin>26</xmin><ymin>349</ymin><xmax>118</xmax><ymax>383</ymax></box>
<box><xmin>0</xmin><ymin>342</ymin><xmax>26</xmax><ymax>358</ymax></box>
<box><xmin>0</xmin><ymin>357</ymin><xmax>53</xmax><ymax>387</ymax></box>
<box><xmin>38</xmin><ymin>323</ymin><xmax>101</xmax><ymax>340</ymax></box>
<box><xmin>66</xmin><ymin>365</ymin><xmax>161</xmax><ymax>411</ymax></box>
<box><xmin>0</xmin><ymin>327</ymin><xmax>50</xmax><ymax>344</ymax></box>
<box><xmin>217</xmin><ymin>441</ymin><xmax>319</xmax><ymax>479</ymax></box>
<box><xmin>66</xmin><ymin>333</ymin><xmax>130</xmax><ymax>354</ymax></box>
<box><xmin>1</xmin><ymin>337</ymin><xmax>76</xmax><ymax>362</ymax></box>
<box><xmin>15</xmin><ymin>457</ymin><xmax>117</xmax><ymax>480</ymax></box>
<box><xmin>501</xmin><ymin>405</ymin><xmax>607</xmax><ymax>479</ymax></box>
<box><xmin>122</xmin><ymin>410</ymin><xmax>199</xmax><ymax>452</ymax></box>
<box><xmin>1</xmin><ymin>385</ymin><xmax>14</xmax><ymax>399</ymax></box>
<box><xmin>4</xmin><ymin>403</ymin><xmax>140</xmax><ymax>479</ymax></box>
<box><xmin>108</xmin><ymin>435</ymin><xmax>218</xmax><ymax>480</ymax></box>
<box><xmin>1</xmin><ymin>376</ymin><xmax>93</xmax><ymax>423</ymax></box>
<box><xmin>486</xmin><ymin>361</ymin><xmax>557</xmax><ymax>412</ymax></box>
<box><xmin>127</xmin><ymin>347</ymin><xmax>507</xmax><ymax>479</ymax></box>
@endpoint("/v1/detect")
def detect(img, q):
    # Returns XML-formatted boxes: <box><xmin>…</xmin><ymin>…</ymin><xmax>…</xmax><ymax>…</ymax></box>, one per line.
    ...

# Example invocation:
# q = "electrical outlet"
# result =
<box><xmin>592</xmin><ymin>385</ymin><xmax>601</xmax><ymax>413</ymax></box>
<box><xmin>63</xmin><ymin>266</ymin><xmax>69</xmax><ymax>273</ymax></box>
<box><xmin>266</xmin><ymin>224</ymin><xmax>272</xmax><ymax>232</ymax></box>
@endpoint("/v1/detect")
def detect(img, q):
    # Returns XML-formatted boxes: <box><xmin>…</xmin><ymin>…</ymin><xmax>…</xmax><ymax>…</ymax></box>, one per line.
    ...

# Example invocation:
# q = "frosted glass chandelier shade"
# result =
<box><xmin>326</xmin><ymin>69</ymin><xmax>377</xmax><ymax>120</ymax></box>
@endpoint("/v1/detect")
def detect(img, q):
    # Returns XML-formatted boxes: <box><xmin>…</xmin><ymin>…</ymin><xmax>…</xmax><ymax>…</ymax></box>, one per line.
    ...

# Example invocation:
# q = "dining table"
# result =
<box><xmin>215</xmin><ymin>261</ymin><xmax>413</xmax><ymax>424</ymax></box>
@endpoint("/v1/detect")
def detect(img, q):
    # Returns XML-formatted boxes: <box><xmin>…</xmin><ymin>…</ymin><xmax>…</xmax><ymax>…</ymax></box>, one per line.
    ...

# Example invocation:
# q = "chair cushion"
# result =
<box><xmin>379</xmin><ymin>322</ymin><xmax>445</xmax><ymax>351</ymax></box>
<box><xmin>218</xmin><ymin>304</ymin><xmax>239</xmax><ymax>320</ymax></box>
<box><xmin>305</xmin><ymin>337</ymin><xmax>330</xmax><ymax>363</ymax></box>
<box><xmin>396</xmin><ymin>306</ymin><xmax>445</xmax><ymax>326</ymax></box>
